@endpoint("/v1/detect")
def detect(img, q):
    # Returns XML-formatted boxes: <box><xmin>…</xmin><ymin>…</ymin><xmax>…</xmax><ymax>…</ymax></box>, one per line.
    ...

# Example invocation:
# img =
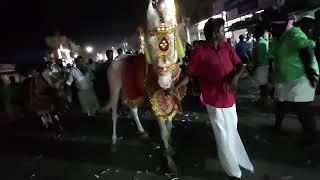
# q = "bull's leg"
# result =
<box><xmin>41</xmin><ymin>116</ymin><xmax>47</xmax><ymax>128</ymax></box>
<box><xmin>54</xmin><ymin>114</ymin><xmax>64</xmax><ymax>132</ymax></box>
<box><xmin>47</xmin><ymin>112</ymin><xmax>53</xmax><ymax>124</ymax></box>
<box><xmin>109</xmin><ymin>88</ymin><xmax>121</xmax><ymax>153</ymax></box>
<box><xmin>111</xmin><ymin>87</ymin><xmax>121</xmax><ymax>145</ymax></box>
<box><xmin>158</xmin><ymin>119</ymin><xmax>178</xmax><ymax>174</ymax></box>
<box><xmin>166</xmin><ymin>152</ymin><xmax>178</xmax><ymax>175</ymax></box>
<box><xmin>157</xmin><ymin>119</ymin><xmax>170</xmax><ymax>149</ymax></box>
<box><xmin>130</xmin><ymin>107</ymin><xmax>144</xmax><ymax>132</ymax></box>
<box><xmin>54</xmin><ymin>114</ymin><xmax>60</xmax><ymax>122</ymax></box>
<box><xmin>112</xmin><ymin>106</ymin><xmax>118</xmax><ymax>145</ymax></box>
<box><xmin>166</xmin><ymin>120</ymin><xmax>173</xmax><ymax>148</ymax></box>
<box><xmin>40</xmin><ymin>112</ymin><xmax>49</xmax><ymax>128</ymax></box>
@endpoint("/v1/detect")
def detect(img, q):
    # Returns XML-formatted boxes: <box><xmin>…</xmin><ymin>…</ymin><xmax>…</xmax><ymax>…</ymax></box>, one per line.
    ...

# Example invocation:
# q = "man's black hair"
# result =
<box><xmin>0</xmin><ymin>78</ymin><xmax>4</xmax><ymax>87</ymax></box>
<box><xmin>269</xmin><ymin>11</ymin><xmax>289</xmax><ymax>22</ymax></box>
<box><xmin>315</xmin><ymin>9</ymin><xmax>320</xmax><ymax>21</ymax></box>
<box><xmin>239</xmin><ymin>35</ymin><xmax>245</xmax><ymax>41</ymax></box>
<box><xmin>253</xmin><ymin>24</ymin><xmax>266</xmax><ymax>38</ymax></box>
<box><xmin>106</xmin><ymin>49</ymin><xmax>113</xmax><ymax>54</ymax></box>
<box><xmin>117</xmin><ymin>48</ymin><xmax>123</xmax><ymax>54</ymax></box>
<box><xmin>204</xmin><ymin>18</ymin><xmax>225</xmax><ymax>40</ymax></box>
<box><xmin>9</xmin><ymin>76</ymin><xmax>16</xmax><ymax>83</ymax></box>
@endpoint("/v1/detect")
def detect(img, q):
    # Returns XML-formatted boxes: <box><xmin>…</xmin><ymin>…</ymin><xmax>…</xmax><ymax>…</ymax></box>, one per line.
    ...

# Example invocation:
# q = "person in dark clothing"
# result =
<box><xmin>9</xmin><ymin>76</ymin><xmax>18</xmax><ymax>87</ymax></box>
<box><xmin>297</xmin><ymin>17</ymin><xmax>315</xmax><ymax>39</ymax></box>
<box><xmin>96</xmin><ymin>50</ymin><xmax>114</xmax><ymax>105</ymax></box>
<box><xmin>106</xmin><ymin>50</ymin><xmax>114</xmax><ymax>62</ymax></box>
<box><xmin>252</xmin><ymin>24</ymin><xmax>270</xmax><ymax>104</ymax></box>
<box><xmin>8</xmin><ymin>76</ymin><xmax>19</xmax><ymax>107</ymax></box>
<box><xmin>117</xmin><ymin>48</ymin><xmax>124</xmax><ymax>56</ymax></box>
<box><xmin>0</xmin><ymin>78</ymin><xmax>5</xmax><ymax>112</ymax></box>
<box><xmin>227</xmin><ymin>38</ymin><xmax>232</xmax><ymax>47</ymax></box>
<box><xmin>56</xmin><ymin>59</ymin><xmax>64</xmax><ymax>69</ymax></box>
<box><xmin>313</xmin><ymin>10</ymin><xmax>320</xmax><ymax>65</ymax></box>
<box><xmin>235</xmin><ymin>35</ymin><xmax>249</xmax><ymax>64</ymax></box>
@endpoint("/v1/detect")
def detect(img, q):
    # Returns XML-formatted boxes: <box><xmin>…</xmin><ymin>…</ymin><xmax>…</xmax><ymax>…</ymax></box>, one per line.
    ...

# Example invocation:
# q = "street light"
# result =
<box><xmin>85</xmin><ymin>46</ymin><xmax>93</xmax><ymax>53</ymax></box>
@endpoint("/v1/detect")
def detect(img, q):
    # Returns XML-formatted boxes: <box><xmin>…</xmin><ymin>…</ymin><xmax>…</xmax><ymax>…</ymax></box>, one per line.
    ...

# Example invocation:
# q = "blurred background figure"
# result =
<box><xmin>297</xmin><ymin>17</ymin><xmax>315</xmax><ymax>38</ymax></box>
<box><xmin>88</xmin><ymin>58</ymin><xmax>96</xmax><ymax>74</ymax></box>
<box><xmin>246</xmin><ymin>33</ymin><xmax>254</xmax><ymax>62</ymax></box>
<box><xmin>117</xmin><ymin>48</ymin><xmax>124</xmax><ymax>56</ymax></box>
<box><xmin>66</xmin><ymin>57</ymin><xmax>100</xmax><ymax>117</ymax></box>
<box><xmin>95</xmin><ymin>50</ymin><xmax>114</xmax><ymax>105</ymax></box>
<box><xmin>227</xmin><ymin>38</ymin><xmax>233</xmax><ymax>47</ymax></box>
<box><xmin>235</xmin><ymin>35</ymin><xmax>250</xmax><ymax>64</ymax></box>
<box><xmin>252</xmin><ymin>24</ymin><xmax>270</xmax><ymax>105</ymax></box>
<box><xmin>312</xmin><ymin>9</ymin><xmax>320</xmax><ymax>64</ymax></box>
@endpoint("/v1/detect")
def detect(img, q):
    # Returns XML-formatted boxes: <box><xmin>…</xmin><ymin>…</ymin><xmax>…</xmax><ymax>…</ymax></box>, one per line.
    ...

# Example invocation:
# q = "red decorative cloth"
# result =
<box><xmin>122</xmin><ymin>55</ymin><xmax>148</xmax><ymax>106</ymax></box>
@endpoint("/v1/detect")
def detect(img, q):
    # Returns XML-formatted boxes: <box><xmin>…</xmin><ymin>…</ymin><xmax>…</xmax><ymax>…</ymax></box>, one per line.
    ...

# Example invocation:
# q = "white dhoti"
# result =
<box><xmin>206</xmin><ymin>104</ymin><xmax>254</xmax><ymax>178</ymax></box>
<box><xmin>66</xmin><ymin>67</ymin><xmax>100</xmax><ymax>116</ymax></box>
<box><xmin>275</xmin><ymin>75</ymin><xmax>316</xmax><ymax>102</ymax></box>
<box><xmin>253</xmin><ymin>65</ymin><xmax>269</xmax><ymax>86</ymax></box>
<box><xmin>78</xmin><ymin>88</ymin><xmax>100</xmax><ymax>116</ymax></box>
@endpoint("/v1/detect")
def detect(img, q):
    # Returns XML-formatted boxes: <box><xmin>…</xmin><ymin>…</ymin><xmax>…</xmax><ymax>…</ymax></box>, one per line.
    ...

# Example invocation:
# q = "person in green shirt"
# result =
<box><xmin>269</xmin><ymin>12</ymin><xmax>319</xmax><ymax>146</ymax></box>
<box><xmin>252</xmin><ymin>24</ymin><xmax>270</xmax><ymax>104</ymax></box>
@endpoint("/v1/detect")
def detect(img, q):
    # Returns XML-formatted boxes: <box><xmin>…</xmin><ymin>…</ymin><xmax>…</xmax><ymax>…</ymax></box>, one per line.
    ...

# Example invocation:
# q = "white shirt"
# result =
<box><xmin>66</xmin><ymin>67</ymin><xmax>93</xmax><ymax>90</ymax></box>
<box><xmin>246</xmin><ymin>39</ymin><xmax>254</xmax><ymax>52</ymax></box>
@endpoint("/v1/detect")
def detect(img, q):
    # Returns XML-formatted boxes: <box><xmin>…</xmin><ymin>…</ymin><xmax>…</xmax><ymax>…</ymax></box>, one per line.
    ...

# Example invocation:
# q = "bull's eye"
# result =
<box><xmin>159</xmin><ymin>37</ymin><xmax>169</xmax><ymax>51</ymax></box>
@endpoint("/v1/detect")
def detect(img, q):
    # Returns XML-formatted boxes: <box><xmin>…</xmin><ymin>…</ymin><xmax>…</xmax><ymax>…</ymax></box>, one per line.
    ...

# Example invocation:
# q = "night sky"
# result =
<box><xmin>0</xmin><ymin>0</ymin><xmax>149</xmax><ymax>64</ymax></box>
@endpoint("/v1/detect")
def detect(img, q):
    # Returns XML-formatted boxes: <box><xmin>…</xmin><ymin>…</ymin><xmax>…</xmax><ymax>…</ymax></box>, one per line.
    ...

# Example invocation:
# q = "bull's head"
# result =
<box><xmin>145</xmin><ymin>0</ymin><xmax>184</xmax><ymax>90</ymax></box>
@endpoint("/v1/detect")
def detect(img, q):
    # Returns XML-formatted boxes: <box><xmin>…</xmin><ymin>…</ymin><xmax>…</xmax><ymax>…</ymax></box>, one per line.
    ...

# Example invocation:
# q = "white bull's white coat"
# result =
<box><xmin>101</xmin><ymin>55</ymin><xmax>175</xmax><ymax>164</ymax></box>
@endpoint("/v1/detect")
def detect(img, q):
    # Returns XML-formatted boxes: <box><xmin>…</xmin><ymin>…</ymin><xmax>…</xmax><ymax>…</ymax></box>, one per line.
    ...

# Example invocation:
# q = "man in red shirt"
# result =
<box><xmin>175</xmin><ymin>18</ymin><xmax>253</xmax><ymax>179</ymax></box>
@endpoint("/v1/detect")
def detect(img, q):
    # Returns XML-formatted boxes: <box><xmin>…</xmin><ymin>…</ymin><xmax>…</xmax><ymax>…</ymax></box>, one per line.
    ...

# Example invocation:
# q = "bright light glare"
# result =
<box><xmin>86</xmin><ymin>46</ymin><xmax>93</xmax><ymax>53</ymax></box>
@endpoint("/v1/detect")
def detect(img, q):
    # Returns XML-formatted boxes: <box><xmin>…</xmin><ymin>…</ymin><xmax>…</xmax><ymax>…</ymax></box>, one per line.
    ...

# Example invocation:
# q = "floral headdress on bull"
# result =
<box><xmin>144</xmin><ymin>0</ymin><xmax>186</xmax><ymax>120</ymax></box>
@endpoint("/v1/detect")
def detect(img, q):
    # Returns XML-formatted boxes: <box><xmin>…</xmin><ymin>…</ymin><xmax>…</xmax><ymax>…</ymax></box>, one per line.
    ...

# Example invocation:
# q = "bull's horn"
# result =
<box><xmin>147</xmin><ymin>0</ymin><xmax>160</xmax><ymax>28</ymax></box>
<box><xmin>161</xmin><ymin>0</ymin><xmax>177</xmax><ymax>26</ymax></box>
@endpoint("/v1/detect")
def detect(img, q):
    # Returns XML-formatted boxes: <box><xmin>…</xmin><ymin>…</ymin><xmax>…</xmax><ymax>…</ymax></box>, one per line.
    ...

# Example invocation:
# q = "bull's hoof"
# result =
<box><xmin>111</xmin><ymin>144</ymin><xmax>118</xmax><ymax>153</ymax></box>
<box><xmin>164</xmin><ymin>147</ymin><xmax>176</xmax><ymax>156</ymax></box>
<box><xmin>111</xmin><ymin>136</ymin><xmax>123</xmax><ymax>153</ymax></box>
<box><xmin>100</xmin><ymin>105</ymin><xmax>112</xmax><ymax>113</ymax></box>
<box><xmin>138</xmin><ymin>132</ymin><xmax>150</xmax><ymax>140</ymax></box>
<box><xmin>166</xmin><ymin>155</ymin><xmax>178</xmax><ymax>175</ymax></box>
<box><xmin>57</xmin><ymin>125</ymin><xmax>64</xmax><ymax>133</ymax></box>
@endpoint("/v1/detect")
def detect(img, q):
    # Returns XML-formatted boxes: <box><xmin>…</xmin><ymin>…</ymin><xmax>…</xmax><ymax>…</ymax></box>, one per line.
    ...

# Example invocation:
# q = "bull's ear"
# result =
<box><xmin>161</xmin><ymin>0</ymin><xmax>177</xmax><ymax>26</ymax></box>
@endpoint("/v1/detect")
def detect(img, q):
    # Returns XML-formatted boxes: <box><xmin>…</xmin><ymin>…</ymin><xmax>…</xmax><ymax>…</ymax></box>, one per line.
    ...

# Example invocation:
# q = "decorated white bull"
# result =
<box><xmin>102</xmin><ymin>0</ymin><xmax>186</xmax><ymax>172</ymax></box>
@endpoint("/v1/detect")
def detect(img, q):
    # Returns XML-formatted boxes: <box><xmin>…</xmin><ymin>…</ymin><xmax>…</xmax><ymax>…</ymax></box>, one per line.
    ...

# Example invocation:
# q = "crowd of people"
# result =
<box><xmin>0</xmin><ymin>48</ymin><xmax>125</xmax><ymax>127</ymax></box>
<box><xmin>0</xmin><ymin>9</ymin><xmax>319</xmax><ymax>180</ymax></box>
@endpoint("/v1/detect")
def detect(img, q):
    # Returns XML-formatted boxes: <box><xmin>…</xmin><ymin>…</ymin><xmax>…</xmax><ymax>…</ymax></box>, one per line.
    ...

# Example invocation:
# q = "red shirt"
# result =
<box><xmin>188</xmin><ymin>41</ymin><xmax>241</xmax><ymax>108</ymax></box>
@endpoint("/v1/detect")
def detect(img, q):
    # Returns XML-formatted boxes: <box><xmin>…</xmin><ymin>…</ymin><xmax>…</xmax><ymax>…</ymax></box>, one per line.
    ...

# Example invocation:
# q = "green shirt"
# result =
<box><xmin>270</xmin><ymin>27</ymin><xmax>319</xmax><ymax>83</ymax></box>
<box><xmin>253</xmin><ymin>37</ymin><xmax>269</xmax><ymax>66</ymax></box>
